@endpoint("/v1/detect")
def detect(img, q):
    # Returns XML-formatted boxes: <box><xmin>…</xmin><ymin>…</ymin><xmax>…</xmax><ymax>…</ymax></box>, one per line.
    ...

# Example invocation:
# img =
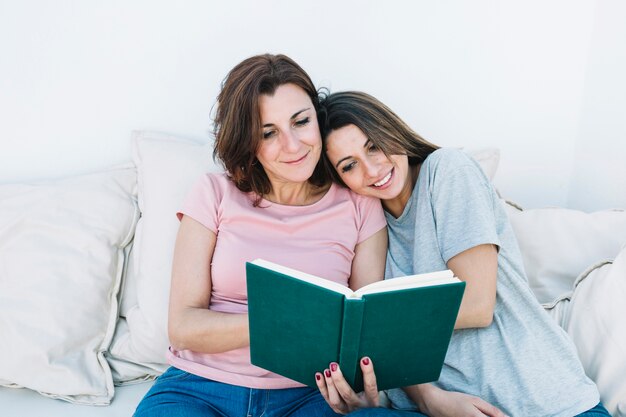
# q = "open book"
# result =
<box><xmin>246</xmin><ymin>259</ymin><xmax>465</xmax><ymax>392</ymax></box>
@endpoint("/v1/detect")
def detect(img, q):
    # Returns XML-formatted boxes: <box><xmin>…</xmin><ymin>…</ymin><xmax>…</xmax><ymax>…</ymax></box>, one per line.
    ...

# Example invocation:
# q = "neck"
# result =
<box><xmin>382</xmin><ymin>163</ymin><xmax>420</xmax><ymax>219</ymax></box>
<box><xmin>265</xmin><ymin>181</ymin><xmax>328</xmax><ymax>206</ymax></box>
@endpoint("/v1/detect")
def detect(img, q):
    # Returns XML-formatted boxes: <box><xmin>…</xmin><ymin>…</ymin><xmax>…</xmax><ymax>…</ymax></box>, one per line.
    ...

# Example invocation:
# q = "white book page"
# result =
<box><xmin>250</xmin><ymin>259</ymin><xmax>354</xmax><ymax>297</ymax></box>
<box><xmin>353</xmin><ymin>270</ymin><xmax>458</xmax><ymax>297</ymax></box>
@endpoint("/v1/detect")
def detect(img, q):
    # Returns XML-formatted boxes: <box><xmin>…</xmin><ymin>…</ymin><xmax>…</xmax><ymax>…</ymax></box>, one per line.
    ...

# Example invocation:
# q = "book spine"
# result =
<box><xmin>338</xmin><ymin>298</ymin><xmax>365</xmax><ymax>392</ymax></box>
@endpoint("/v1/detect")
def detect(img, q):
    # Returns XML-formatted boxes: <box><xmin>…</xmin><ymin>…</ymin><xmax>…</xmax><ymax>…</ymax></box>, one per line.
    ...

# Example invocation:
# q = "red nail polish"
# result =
<box><xmin>316</xmin><ymin>373</ymin><xmax>321</xmax><ymax>381</ymax></box>
<box><xmin>362</xmin><ymin>357</ymin><xmax>370</xmax><ymax>365</ymax></box>
<box><xmin>330</xmin><ymin>362</ymin><xmax>338</xmax><ymax>372</ymax></box>
<box><xmin>325</xmin><ymin>369</ymin><xmax>331</xmax><ymax>377</ymax></box>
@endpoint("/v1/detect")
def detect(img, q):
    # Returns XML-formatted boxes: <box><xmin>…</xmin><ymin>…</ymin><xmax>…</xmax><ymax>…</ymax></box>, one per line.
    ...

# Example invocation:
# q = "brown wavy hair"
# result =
<box><xmin>317</xmin><ymin>91</ymin><xmax>439</xmax><ymax>186</ymax></box>
<box><xmin>213</xmin><ymin>54</ymin><xmax>328</xmax><ymax>202</ymax></box>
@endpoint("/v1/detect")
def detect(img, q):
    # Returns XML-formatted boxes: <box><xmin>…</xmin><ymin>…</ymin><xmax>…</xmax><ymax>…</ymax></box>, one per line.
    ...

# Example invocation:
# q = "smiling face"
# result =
<box><xmin>325</xmin><ymin>124</ymin><xmax>411</xmax><ymax>202</ymax></box>
<box><xmin>257</xmin><ymin>83</ymin><xmax>322</xmax><ymax>186</ymax></box>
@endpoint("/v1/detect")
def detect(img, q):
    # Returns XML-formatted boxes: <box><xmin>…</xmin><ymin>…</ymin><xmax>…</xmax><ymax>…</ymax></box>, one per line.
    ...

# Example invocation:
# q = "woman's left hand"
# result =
<box><xmin>404</xmin><ymin>383</ymin><xmax>508</xmax><ymax>417</ymax></box>
<box><xmin>315</xmin><ymin>357</ymin><xmax>380</xmax><ymax>414</ymax></box>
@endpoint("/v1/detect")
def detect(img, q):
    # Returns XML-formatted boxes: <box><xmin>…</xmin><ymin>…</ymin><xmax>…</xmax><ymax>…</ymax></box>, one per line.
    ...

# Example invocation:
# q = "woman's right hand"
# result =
<box><xmin>315</xmin><ymin>357</ymin><xmax>380</xmax><ymax>414</ymax></box>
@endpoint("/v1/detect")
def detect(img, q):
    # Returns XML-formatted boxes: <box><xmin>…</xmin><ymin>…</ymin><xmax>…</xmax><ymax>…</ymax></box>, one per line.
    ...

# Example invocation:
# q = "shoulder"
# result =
<box><xmin>328</xmin><ymin>185</ymin><xmax>386</xmax><ymax>240</ymax></box>
<box><xmin>193</xmin><ymin>171</ymin><xmax>236</xmax><ymax>192</ymax></box>
<box><xmin>332</xmin><ymin>184</ymin><xmax>385</xmax><ymax>224</ymax></box>
<box><xmin>423</xmin><ymin>148</ymin><xmax>477</xmax><ymax>171</ymax></box>
<box><xmin>202</xmin><ymin>171</ymin><xmax>232</xmax><ymax>187</ymax></box>
<box><xmin>186</xmin><ymin>171</ymin><xmax>241</xmax><ymax>204</ymax></box>
<box><xmin>332</xmin><ymin>183</ymin><xmax>381</xmax><ymax>208</ymax></box>
<box><xmin>423</xmin><ymin>148</ymin><xmax>489</xmax><ymax>183</ymax></box>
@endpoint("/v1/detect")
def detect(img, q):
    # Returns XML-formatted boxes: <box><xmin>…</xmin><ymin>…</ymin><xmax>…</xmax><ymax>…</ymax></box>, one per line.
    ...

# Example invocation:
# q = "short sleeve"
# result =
<box><xmin>354</xmin><ymin>193</ymin><xmax>387</xmax><ymax>244</ymax></box>
<box><xmin>429</xmin><ymin>152</ymin><xmax>500</xmax><ymax>263</ymax></box>
<box><xmin>176</xmin><ymin>173</ymin><xmax>223</xmax><ymax>233</ymax></box>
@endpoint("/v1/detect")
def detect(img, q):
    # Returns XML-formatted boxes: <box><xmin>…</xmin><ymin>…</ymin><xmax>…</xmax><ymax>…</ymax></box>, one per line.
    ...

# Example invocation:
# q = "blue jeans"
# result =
<box><xmin>133</xmin><ymin>366</ymin><xmax>340</xmax><ymax>417</ymax></box>
<box><xmin>347</xmin><ymin>402</ymin><xmax>610</xmax><ymax>417</ymax></box>
<box><xmin>575</xmin><ymin>402</ymin><xmax>612</xmax><ymax>416</ymax></box>
<box><xmin>348</xmin><ymin>409</ymin><xmax>427</xmax><ymax>417</ymax></box>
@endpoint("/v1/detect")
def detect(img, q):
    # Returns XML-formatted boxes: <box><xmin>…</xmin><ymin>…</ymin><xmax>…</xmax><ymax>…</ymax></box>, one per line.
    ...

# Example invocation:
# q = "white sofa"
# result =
<box><xmin>1</xmin><ymin>131</ymin><xmax>625</xmax><ymax>416</ymax></box>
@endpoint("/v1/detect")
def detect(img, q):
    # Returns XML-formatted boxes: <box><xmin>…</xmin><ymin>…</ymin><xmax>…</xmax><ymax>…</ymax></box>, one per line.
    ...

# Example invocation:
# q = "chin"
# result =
<box><xmin>373</xmin><ymin>191</ymin><xmax>391</xmax><ymax>200</ymax></box>
<box><xmin>371</xmin><ymin>187</ymin><xmax>398</xmax><ymax>201</ymax></box>
<box><xmin>292</xmin><ymin>169</ymin><xmax>317</xmax><ymax>183</ymax></box>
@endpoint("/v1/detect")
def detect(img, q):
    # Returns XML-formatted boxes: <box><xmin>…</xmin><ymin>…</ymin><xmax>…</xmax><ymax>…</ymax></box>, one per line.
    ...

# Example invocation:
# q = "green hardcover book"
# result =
<box><xmin>246</xmin><ymin>259</ymin><xmax>465</xmax><ymax>392</ymax></box>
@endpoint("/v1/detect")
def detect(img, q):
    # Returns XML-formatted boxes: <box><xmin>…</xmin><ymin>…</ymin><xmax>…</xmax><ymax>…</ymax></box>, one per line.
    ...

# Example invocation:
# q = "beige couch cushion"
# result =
<box><xmin>465</xmin><ymin>147</ymin><xmax>500</xmax><ymax>180</ymax></box>
<box><xmin>545</xmin><ymin>246</ymin><xmax>626</xmax><ymax>417</ymax></box>
<box><xmin>0</xmin><ymin>165</ymin><xmax>138</xmax><ymax>404</ymax></box>
<box><xmin>107</xmin><ymin>131</ymin><xmax>221</xmax><ymax>383</ymax></box>
<box><xmin>505</xmin><ymin>205</ymin><xmax>626</xmax><ymax>304</ymax></box>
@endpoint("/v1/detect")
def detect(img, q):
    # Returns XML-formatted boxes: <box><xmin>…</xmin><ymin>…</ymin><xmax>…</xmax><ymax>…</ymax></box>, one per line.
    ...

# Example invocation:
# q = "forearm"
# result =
<box><xmin>168</xmin><ymin>307</ymin><xmax>249</xmax><ymax>353</ymax></box>
<box><xmin>402</xmin><ymin>383</ymin><xmax>433</xmax><ymax>412</ymax></box>
<box><xmin>448</xmin><ymin>244</ymin><xmax>498</xmax><ymax>329</ymax></box>
<box><xmin>453</xmin><ymin>296</ymin><xmax>494</xmax><ymax>329</ymax></box>
<box><xmin>404</xmin><ymin>383</ymin><xmax>506</xmax><ymax>417</ymax></box>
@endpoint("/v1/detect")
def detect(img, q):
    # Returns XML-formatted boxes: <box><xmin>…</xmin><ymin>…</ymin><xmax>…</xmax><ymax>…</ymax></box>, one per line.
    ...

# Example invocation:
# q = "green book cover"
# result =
<box><xmin>246</xmin><ymin>259</ymin><xmax>465</xmax><ymax>392</ymax></box>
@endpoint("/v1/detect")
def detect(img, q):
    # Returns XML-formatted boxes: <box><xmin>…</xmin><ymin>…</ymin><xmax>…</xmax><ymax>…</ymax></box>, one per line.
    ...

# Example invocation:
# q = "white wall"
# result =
<box><xmin>568</xmin><ymin>0</ymin><xmax>626</xmax><ymax>211</ymax></box>
<box><xmin>1</xmin><ymin>0</ymin><xmax>624</xmax><ymax>211</ymax></box>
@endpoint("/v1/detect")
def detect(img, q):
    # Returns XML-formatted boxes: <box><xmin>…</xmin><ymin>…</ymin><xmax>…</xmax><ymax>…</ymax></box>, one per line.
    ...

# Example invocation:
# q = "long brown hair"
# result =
<box><xmin>213</xmin><ymin>54</ymin><xmax>327</xmax><ymax>202</ymax></box>
<box><xmin>317</xmin><ymin>91</ymin><xmax>439</xmax><ymax>186</ymax></box>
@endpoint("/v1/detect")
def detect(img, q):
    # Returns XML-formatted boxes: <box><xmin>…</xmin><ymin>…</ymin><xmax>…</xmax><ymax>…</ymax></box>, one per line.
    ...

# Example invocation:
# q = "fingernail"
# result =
<box><xmin>325</xmin><ymin>369</ymin><xmax>331</xmax><ymax>377</ymax></box>
<box><xmin>362</xmin><ymin>357</ymin><xmax>370</xmax><ymax>365</ymax></box>
<box><xmin>330</xmin><ymin>362</ymin><xmax>338</xmax><ymax>372</ymax></box>
<box><xmin>316</xmin><ymin>373</ymin><xmax>321</xmax><ymax>381</ymax></box>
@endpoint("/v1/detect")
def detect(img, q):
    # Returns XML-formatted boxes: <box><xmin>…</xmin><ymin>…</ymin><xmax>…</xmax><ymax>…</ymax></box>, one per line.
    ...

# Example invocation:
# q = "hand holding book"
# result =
<box><xmin>315</xmin><ymin>357</ymin><xmax>381</xmax><ymax>415</ymax></box>
<box><xmin>317</xmin><ymin>358</ymin><xmax>509</xmax><ymax>417</ymax></box>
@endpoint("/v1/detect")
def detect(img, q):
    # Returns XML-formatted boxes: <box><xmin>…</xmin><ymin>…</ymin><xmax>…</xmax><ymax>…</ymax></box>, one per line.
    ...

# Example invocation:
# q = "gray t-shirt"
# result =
<box><xmin>384</xmin><ymin>149</ymin><xmax>598</xmax><ymax>417</ymax></box>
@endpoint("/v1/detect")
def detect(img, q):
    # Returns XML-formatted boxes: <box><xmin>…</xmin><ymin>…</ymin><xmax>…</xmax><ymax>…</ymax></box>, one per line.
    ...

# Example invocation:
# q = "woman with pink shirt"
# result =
<box><xmin>132</xmin><ymin>55</ymin><xmax>388</xmax><ymax>417</ymax></box>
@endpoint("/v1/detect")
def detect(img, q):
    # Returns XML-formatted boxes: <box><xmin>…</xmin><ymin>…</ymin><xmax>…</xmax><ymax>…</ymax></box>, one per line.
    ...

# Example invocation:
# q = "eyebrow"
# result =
<box><xmin>334</xmin><ymin>139</ymin><xmax>372</xmax><ymax>168</ymax></box>
<box><xmin>263</xmin><ymin>108</ymin><xmax>310</xmax><ymax>128</ymax></box>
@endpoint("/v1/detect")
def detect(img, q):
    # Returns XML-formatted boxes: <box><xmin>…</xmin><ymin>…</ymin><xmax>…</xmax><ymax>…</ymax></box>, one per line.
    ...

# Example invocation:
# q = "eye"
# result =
<box><xmin>294</xmin><ymin>117</ymin><xmax>310</xmax><ymax>127</ymax></box>
<box><xmin>263</xmin><ymin>130</ymin><xmax>276</xmax><ymax>139</ymax></box>
<box><xmin>340</xmin><ymin>161</ymin><xmax>357</xmax><ymax>173</ymax></box>
<box><xmin>367</xmin><ymin>143</ymin><xmax>379</xmax><ymax>152</ymax></box>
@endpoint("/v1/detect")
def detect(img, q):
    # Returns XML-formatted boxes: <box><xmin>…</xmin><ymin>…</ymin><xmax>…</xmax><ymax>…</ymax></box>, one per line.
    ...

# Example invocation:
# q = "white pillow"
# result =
<box><xmin>0</xmin><ymin>165</ymin><xmax>138</xmax><ymax>405</ymax></box>
<box><xmin>505</xmin><ymin>207</ymin><xmax>626</xmax><ymax>304</ymax></box>
<box><xmin>545</xmin><ymin>246</ymin><xmax>626</xmax><ymax>417</ymax></box>
<box><xmin>108</xmin><ymin>131</ymin><xmax>222</xmax><ymax>382</ymax></box>
<box><xmin>464</xmin><ymin>147</ymin><xmax>500</xmax><ymax>181</ymax></box>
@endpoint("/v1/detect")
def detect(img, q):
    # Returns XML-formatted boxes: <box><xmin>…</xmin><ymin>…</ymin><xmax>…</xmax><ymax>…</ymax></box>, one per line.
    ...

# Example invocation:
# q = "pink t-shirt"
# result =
<box><xmin>167</xmin><ymin>172</ymin><xmax>386</xmax><ymax>389</ymax></box>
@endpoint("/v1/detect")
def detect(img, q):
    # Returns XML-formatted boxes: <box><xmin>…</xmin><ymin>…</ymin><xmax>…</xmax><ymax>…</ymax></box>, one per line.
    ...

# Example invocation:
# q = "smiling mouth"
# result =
<box><xmin>373</xmin><ymin>169</ymin><xmax>393</xmax><ymax>187</ymax></box>
<box><xmin>284</xmin><ymin>151</ymin><xmax>309</xmax><ymax>165</ymax></box>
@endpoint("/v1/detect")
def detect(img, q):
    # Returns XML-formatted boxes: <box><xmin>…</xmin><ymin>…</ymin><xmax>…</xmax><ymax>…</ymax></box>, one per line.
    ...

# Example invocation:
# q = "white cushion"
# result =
<box><xmin>545</xmin><ymin>246</ymin><xmax>626</xmax><ymax>417</ymax></box>
<box><xmin>464</xmin><ymin>147</ymin><xmax>500</xmax><ymax>180</ymax></box>
<box><xmin>0</xmin><ymin>382</ymin><xmax>152</xmax><ymax>416</ymax></box>
<box><xmin>108</xmin><ymin>131</ymin><xmax>222</xmax><ymax>382</ymax></box>
<box><xmin>505</xmin><ymin>206</ymin><xmax>626</xmax><ymax>304</ymax></box>
<box><xmin>0</xmin><ymin>165</ymin><xmax>138</xmax><ymax>404</ymax></box>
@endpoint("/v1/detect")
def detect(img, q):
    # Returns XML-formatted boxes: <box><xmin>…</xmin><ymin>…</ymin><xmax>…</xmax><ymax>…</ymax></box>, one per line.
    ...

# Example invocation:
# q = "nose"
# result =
<box><xmin>362</xmin><ymin>157</ymin><xmax>382</xmax><ymax>179</ymax></box>
<box><xmin>279</xmin><ymin>130</ymin><xmax>300</xmax><ymax>153</ymax></box>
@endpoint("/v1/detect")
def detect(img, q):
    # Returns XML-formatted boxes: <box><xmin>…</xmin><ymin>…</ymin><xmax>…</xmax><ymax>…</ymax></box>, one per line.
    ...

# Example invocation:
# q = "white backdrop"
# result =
<box><xmin>1</xmin><ymin>0</ymin><xmax>625</xmax><ymax>211</ymax></box>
